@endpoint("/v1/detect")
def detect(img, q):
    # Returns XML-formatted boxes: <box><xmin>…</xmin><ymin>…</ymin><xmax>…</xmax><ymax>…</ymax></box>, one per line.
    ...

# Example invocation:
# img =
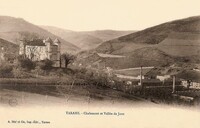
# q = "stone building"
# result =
<box><xmin>19</xmin><ymin>37</ymin><xmax>61</xmax><ymax>67</ymax></box>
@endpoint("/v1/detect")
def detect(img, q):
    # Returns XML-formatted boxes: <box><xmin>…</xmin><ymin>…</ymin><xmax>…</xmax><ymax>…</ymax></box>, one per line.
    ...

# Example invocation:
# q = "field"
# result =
<box><xmin>114</xmin><ymin>67</ymin><xmax>154</xmax><ymax>76</ymax></box>
<box><xmin>0</xmin><ymin>81</ymin><xmax>148</xmax><ymax>107</ymax></box>
<box><xmin>0</xmin><ymin>75</ymin><xmax>199</xmax><ymax>107</ymax></box>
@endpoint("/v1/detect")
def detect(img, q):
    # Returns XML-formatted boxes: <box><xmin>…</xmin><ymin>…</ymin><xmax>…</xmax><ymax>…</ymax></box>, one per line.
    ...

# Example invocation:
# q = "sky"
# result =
<box><xmin>0</xmin><ymin>0</ymin><xmax>200</xmax><ymax>31</ymax></box>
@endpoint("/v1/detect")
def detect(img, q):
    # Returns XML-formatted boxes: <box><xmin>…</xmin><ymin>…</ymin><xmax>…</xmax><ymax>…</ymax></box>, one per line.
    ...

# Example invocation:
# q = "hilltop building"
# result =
<box><xmin>19</xmin><ymin>37</ymin><xmax>61</xmax><ymax>67</ymax></box>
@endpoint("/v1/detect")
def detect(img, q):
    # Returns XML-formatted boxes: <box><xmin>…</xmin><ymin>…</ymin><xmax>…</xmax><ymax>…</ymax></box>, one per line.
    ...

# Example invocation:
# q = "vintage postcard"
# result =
<box><xmin>0</xmin><ymin>0</ymin><xmax>200</xmax><ymax>128</ymax></box>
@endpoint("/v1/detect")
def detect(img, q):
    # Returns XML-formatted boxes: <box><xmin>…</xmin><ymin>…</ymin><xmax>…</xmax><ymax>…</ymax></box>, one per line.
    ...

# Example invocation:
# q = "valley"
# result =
<box><xmin>0</xmin><ymin>15</ymin><xmax>200</xmax><ymax>107</ymax></box>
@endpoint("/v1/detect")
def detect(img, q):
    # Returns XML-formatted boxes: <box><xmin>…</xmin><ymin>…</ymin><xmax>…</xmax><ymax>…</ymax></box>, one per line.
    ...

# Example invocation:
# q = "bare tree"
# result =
<box><xmin>61</xmin><ymin>53</ymin><xmax>76</xmax><ymax>68</ymax></box>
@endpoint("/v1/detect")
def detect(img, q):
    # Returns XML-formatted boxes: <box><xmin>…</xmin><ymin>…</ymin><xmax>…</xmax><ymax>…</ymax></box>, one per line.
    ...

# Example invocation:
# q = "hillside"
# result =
<box><xmin>78</xmin><ymin>16</ymin><xmax>200</xmax><ymax>70</ymax></box>
<box><xmin>0</xmin><ymin>38</ymin><xmax>18</xmax><ymax>60</ymax></box>
<box><xmin>41</xmin><ymin>26</ymin><xmax>103</xmax><ymax>50</ymax></box>
<box><xmin>81</xmin><ymin>30</ymin><xmax>135</xmax><ymax>41</ymax></box>
<box><xmin>41</xmin><ymin>26</ymin><xmax>135</xmax><ymax>50</ymax></box>
<box><xmin>77</xmin><ymin>47</ymin><xmax>174</xmax><ymax>69</ymax></box>
<box><xmin>0</xmin><ymin>16</ymin><xmax>80</xmax><ymax>53</ymax></box>
<box><xmin>96</xmin><ymin>16</ymin><xmax>200</xmax><ymax>56</ymax></box>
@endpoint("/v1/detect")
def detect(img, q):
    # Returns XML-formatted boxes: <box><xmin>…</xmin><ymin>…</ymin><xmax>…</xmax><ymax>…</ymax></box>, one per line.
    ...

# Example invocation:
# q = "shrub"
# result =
<box><xmin>49</xmin><ymin>69</ymin><xmax>65</xmax><ymax>77</ymax></box>
<box><xmin>0</xmin><ymin>63</ymin><xmax>13</xmax><ymax>78</ymax></box>
<box><xmin>16</xmin><ymin>55</ymin><xmax>36</xmax><ymax>71</ymax></box>
<box><xmin>31</xmin><ymin>66</ymin><xmax>46</xmax><ymax>76</ymax></box>
<box><xmin>12</xmin><ymin>67</ymin><xmax>32</xmax><ymax>78</ymax></box>
<box><xmin>75</xmin><ymin>68</ymin><xmax>110</xmax><ymax>86</ymax></box>
<box><xmin>36</xmin><ymin>59</ymin><xmax>53</xmax><ymax>70</ymax></box>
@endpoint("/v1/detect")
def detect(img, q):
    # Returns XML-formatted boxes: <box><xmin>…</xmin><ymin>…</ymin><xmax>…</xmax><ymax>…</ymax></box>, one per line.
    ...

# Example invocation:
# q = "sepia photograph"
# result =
<box><xmin>0</xmin><ymin>0</ymin><xmax>200</xmax><ymax>128</ymax></box>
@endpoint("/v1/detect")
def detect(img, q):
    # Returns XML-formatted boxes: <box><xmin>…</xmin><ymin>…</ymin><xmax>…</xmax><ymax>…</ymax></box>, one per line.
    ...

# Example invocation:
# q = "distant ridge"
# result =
<box><xmin>0</xmin><ymin>16</ymin><xmax>80</xmax><ymax>53</ymax></box>
<box><xmin>41</xmin><ymin>25</ymin><xmax>135</xmax><ymax>50</ymax></box>
<box><xmin>81</xmin><ymin>30</ymin><xmax>135</xmax><ymax>41</ymax></box>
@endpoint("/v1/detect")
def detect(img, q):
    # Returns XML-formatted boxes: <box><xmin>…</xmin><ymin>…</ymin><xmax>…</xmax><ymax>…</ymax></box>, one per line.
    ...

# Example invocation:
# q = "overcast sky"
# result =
<box><xmin>0</xmin><ymin>0</ymin><xmax>200</xmax><ymax>31</ymax></box>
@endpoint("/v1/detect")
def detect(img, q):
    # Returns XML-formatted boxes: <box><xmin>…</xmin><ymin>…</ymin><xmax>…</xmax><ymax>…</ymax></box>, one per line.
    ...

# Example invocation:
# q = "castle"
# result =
<box><xmin>19</xmin><ymin>37</ymin><xmax>61</xmax><ymax>67</ymax></box>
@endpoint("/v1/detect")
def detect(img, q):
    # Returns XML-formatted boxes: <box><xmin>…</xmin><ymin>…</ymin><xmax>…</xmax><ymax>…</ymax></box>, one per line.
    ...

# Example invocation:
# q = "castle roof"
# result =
<box><xmin>53</xmin><ymin>38</ymin><xmax>60</xmax><ymax>45</ymax></box>
<box><xmin>54</xmin><ymin>38</ymin><xmax>60</xmax><ymax>43</ymax></box>
<box><xmin>45</xmin><ymin>37</ymin><xmax>53</xmax><ymax>43</ymax></box>
<box><xmin>26</xmin><ymin>39</ymin><xmax>45</xmax><ymax>46</ymax></box>
<box><xmin>21</xmin><ymin>37</ymin><xmax>60</xmax><ymax>46</ymax></box>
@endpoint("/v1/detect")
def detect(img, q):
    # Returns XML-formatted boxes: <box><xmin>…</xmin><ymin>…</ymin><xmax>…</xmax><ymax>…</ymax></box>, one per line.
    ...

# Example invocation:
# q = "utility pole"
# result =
<box><xmin>172</xmin><ymin>76</ymin><xmax>176</xmax><ymax>93</ymax></box>
<box><xmin>140</xmin><ymin>66</ymin><xmax>145</xmax><ymax>94</ymax></box>
<box><xmin>140</xmin><ymin>66</ymin><xmax>143</xmax><ymax>87</ymax></box>
<box><xmin>59</xmin><ymin>55</ymin><xmax>62</xmax><ymax>68</ymax></box>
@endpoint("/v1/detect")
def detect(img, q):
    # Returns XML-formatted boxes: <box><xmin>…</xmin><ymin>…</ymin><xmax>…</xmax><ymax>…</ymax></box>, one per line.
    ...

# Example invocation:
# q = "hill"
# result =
<box><xmin>77</xmin><ymin>47</ymin><xmax>174</xmax><ymax>69</ymax></box>
<box><xmin>0</xmin><ymin>38</ymin><xmax>18</xmax><ymax>61</ymax></box>
<box><xmin>0</xmin><ymin>16</ymin><xmax>80</xmax><ymax>53</ymax></box>
<box><xmin>78</xmin><ymin>16</ymin><xmax>200</xmax><ymax>70</ymax></box>
<box><xmin>41</xmin><ymin>26</ymin><xmax>103</xmax><ymax>50</ymax></box>
<box><xmin>41</xmin><ymin>26</ymin><xmax>135</xmax><ymax>50</ymax></box>
<box><xmin>81</xmin><ymin>30</ymin><xmax>135</xmax><ymax>41</ymax></box>
<box><xmin>96</xmin><ymin>16</ymin><xmax>200</xmax><ymax>56</ymax></box>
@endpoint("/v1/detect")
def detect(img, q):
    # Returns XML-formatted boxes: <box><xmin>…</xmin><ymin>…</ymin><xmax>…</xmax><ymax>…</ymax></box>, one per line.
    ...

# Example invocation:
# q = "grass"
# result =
<box><xmin>0</xmin><ymin>77</ymin><xmax>75</xmax><ymax>85</ymax></box>
<box><xmin>0</xmin><ymin>79</ymin><xmax>144</xmax><ymax>104</ymax></box>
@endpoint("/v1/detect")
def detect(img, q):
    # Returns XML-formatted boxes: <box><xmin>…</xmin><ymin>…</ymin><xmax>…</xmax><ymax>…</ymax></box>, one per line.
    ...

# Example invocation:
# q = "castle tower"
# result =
<box><xmin>44</xmin><ymin>37</ymin><xmax>53</xmax><ymax>59</ymax></box>
<box><xmin>53</xmin><ymin>38</ymin><xmax>61</xmax><ymax>67</ymax></box>
<box><xmin>19</xmin><ymin>39</ymin><xmax>26</xmax><ymax>55</ymax></box>
<box><xmin>53</xmin><ymin>38</ymin><xmax>61</xmax><ymax>52</ymax></box>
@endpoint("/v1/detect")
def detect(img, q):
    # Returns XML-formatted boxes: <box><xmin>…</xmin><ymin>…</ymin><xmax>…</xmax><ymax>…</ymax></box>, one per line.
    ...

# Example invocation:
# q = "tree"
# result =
<box><xmin>61</xmin><ymin>53</ymin><xmax>76</xmax><ymax>68</ymax></box>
